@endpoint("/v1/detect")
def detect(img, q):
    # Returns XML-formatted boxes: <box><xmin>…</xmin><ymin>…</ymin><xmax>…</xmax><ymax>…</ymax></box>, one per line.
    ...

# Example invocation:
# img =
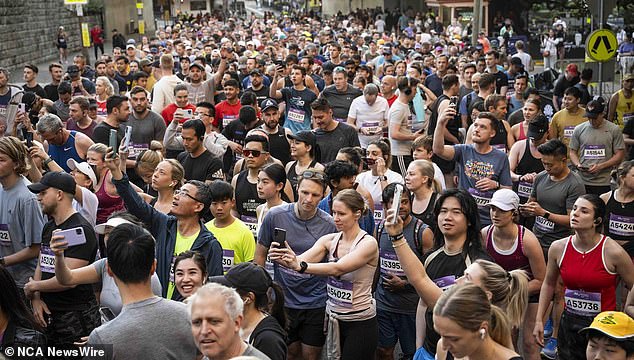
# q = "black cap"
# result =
<box><xmin>250</xmin><ymin>68</ymin><xmax>263</xmax><ymax>76</ymax></box>
<box><xmin>28</xmin><ymin>171</ymin><xmax>76</xmax><ymax>195</ymax></box>
<box><xmin>189</xmin><ymin>63</ymin><xmax>205</xmax><ymax>71</ymax></box>
<box><xmin>287</xmin><ymin>130</ymin><xmax>317</xmax><ymax>148</ymax></box>
<box><xmin>67</xmin><ymin>65</ymin><xmax>80</xmax><ymax>73</ymax></box>
<box><xmin>208</xmin><ymin>262</ymin><xmax>272</xmax><ymax>294</ymax></box>
<box><xmin>527</xmin><ymin>114</ymin><xmax>549</xmax><ymax>139</ymax></box>
<box><xmin>584</xmin><ymin>98</ymin><xmax>605</xmax><ymax>118</ymax></box>
<box><xmin>261</xmin><ymin>98</ymin><xmax>279</xmax><ymax>111</ymax></box>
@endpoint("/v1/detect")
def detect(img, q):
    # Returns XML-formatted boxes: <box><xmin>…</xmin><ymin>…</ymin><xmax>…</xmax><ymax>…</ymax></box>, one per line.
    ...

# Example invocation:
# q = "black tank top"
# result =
<box><xmin>490</xmin><ymin>118</ymin><xmax>508</xmax><ymax>151</ymax></box>
<box><xmin>235</xmin><ymin>170</ymin><xmax>265</xmax><ymax>220</ymax></box>
<box><xmin>605</xmin><ymin>191</ymin><xmax>634</xmax><ymax>254</ymax></box>
<box><xmin>412</xmin><ymin>192</ymin><xmax>438</xmax><ymax>228</ymax></box>
<box><xmin>513</xmin><ymin>140</ymin><xmax>545</xmax><ymax>201</ymax></box>
<box><xmin>288</xmin><ymin>159</ymin><xmax>318</xmax><ymax>199</ymax></box>
<box><xmin>268</xmin><ymin>128</ymin><xmax>291</xmax><ymax>165</ymax></box>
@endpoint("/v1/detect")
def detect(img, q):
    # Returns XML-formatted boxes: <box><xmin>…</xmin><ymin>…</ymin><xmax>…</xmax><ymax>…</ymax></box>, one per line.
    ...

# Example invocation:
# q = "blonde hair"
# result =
<box><xmin>333</xmin><ymin>189</ymin><xmax>368</xmax><ymax>216</ymax></box>
<box><xmin>163</xmin><ymin>159</ymin><xmax>185</xmax><ymax>190</ymax></box>
<box><xmin>87</xmin><ymin>143</ymin><xmax>108</xmax><ymax>159</ymax></box>
<box><xmin>434</xmin><ymin>283</ymin><xmax>513</xmax><ymax>349</ymax></box>
<box><xmin>475</xmin><ymin>259</ymin><xmax>529</xmax><ymax>329</ymax></box>
<box><xmin>410</xmin><ymin>159</ymin><xmax>441</xmax><ymax>193</ymax></box>
<box><xmin>0</xmin><ymin>136</ymin><xmax>30</xmax><ymax>175</ymax></box>
<box><xmin>96</xmin><ymin>76</ymin><xmax>114</xmax><ymax>97</ymax></box>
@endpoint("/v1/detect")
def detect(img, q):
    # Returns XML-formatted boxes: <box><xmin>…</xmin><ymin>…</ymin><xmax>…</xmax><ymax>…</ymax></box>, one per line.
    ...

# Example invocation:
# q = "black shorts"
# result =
<box><xmin>286</xmin><ymin>307</ymin><xmax>326</xmax><ymax>347</ymax></box>
<box><xmin>47</xmin><ymin>301</ymin><xmax>100</xmax><ymax>346</ymax></box>
<box><xmin>557</xmin><ymin>310</ymin><xmax>593</xmax><ymax>360</ymax></box>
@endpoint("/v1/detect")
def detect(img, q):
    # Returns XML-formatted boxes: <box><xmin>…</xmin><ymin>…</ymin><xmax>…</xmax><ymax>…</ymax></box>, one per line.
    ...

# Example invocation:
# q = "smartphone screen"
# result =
<box><xmin>389</xmin><ymin>185</ymin><xmax>403</xmax><ymax>225</ymax></box>
<box><xmin>274</xmin><ymin>228</ymin><xmax>287</xmax><ymax>248</ymax></box>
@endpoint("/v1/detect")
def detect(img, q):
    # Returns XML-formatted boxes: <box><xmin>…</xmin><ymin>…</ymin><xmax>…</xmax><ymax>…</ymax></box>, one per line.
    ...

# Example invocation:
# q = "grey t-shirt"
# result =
<box><xmin>320</xmin><ymin>84</ymin><xmax>363</xmax><ymax>121</ymax></box>
<box><xmin>127</xmin><ymin>110</ymin><xmax>167</xmax><ymax>159</ymax></box>
<box><xmin>93</xmin><ymin>258</ymin><xmax>163</xmax><ymax>316</ymax></box>
<box><xmin>569</xmin><ymin>120</ymin><xmax>625</xmax><ymax>186</ymax></box>
<box><xmin>530</xmin><ymin>170</ymin><xmax>586</xmax><ymax>248</ymax></box>
<box><xmin>314</xmin><ymin>122</ymin><xmax>360</xmax><ymax>164</ymax></box>
<box><xmin>258</xmin><ymin>203</ymin><xmax>335</xmax><ymax>309</ymax></box>
<box><xmin>453</xmin><ymin>145</ymin><xmax>512</xmax><ymax>227</ymax></box>
<box><xmin>388</xmin><ymin>100</ymin><xmax>415</xmax><ymax>156</ymax></box>
<box><xmin>243</xmin><ymin>344</ymin><xmax>272</xmax><ymax>359</ymax></box>
<box><xmin>0</xmin><ymin>176</ymin><xmax>45</xmax><ymax>287</ymax></box>
<box><xmin>88</xmin><ymin>297</ymin><xmax>197</xmax><ymax>359</ymax></box>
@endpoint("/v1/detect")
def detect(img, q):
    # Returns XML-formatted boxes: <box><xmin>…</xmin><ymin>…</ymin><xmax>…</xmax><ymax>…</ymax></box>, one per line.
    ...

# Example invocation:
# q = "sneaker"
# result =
<box><xmin>541</xmin><ymin>337</ymin><xmax>557</xmax><ymax>360</ymax></box>
<box><xmin>543</xmin><ymin>318</ymin><xmax>553</xmax><ymax>339</ymax></box>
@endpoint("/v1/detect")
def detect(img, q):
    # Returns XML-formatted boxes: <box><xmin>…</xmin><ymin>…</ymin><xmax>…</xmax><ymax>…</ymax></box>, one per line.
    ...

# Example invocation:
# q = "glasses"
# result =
<box><xmin>301</xmin><ymin>170</ymin><xmax>327</xmax><ymax>182</ymax></box>
<box><xmin>242</xmin><ymin>149</ymin><xmax>268</xmax><ymax>158</ymax></box>
<box><xmin>174</xmin><ymin>189</ymin><xmax>203</xmax><ymax>203</ymax></box>
<box><xmin>194</xmin><ymin>112</ymin><xmax>211</xmax><ymax>118</ymax></box>
<box><xmin>333</xmin><ymin>66</ymin><xmax>346</xmax><ymax>74</ymax></box>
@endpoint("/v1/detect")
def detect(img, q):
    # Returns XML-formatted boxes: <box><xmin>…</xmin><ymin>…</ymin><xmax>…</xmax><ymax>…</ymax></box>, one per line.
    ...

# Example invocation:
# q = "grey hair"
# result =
<box><xmin>0</xmin><ymin>67</ymin><xmax>9</xmax><ymax>78</ymax></box>
<box><xmin>96</xmin><ymin>76</ymin><xmax>114</xmax><ymax>97</ymax></box>
<box><xmin>36</xmin><ymin>114</ymin><xmax>64</xmax><ymax>134</ymax></box>
<box><xmin>363</xmin><ymin>83</ymin><xmax>379</xmax><ymax>95</ymax></box>
<box><xmin>189</xmin><ymin>283</ymin><xmax>244</xmax><ymax>321</ymax></box>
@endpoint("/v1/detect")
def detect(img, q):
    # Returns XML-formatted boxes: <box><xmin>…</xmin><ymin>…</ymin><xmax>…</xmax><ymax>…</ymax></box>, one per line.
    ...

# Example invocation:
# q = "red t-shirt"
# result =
<box><xmin>161</xmin><ymin>103</ymin><xmax>197</xmax><ymax>125</ymax></box>
<box><xmin>385</xmin><ymin>94</ymin><xmax>398</xmax><ymax>108</ymax></box>
<box><xmin>90</xmin><ymin>28</ymin><xmax>104</xmax><ymax>45</ymax></box>
<box><xmin>214</xmin><ymin>100</ymin><xmax>242</xmax><ymax>129</ymax></box>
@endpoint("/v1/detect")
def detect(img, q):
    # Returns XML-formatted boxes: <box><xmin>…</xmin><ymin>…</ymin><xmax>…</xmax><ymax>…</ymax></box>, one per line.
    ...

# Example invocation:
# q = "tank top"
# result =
<box><xmin>412</xmin><ymin>192</ymin><xmax>438</xmax><ymax>228</ymax></box>
<box><xmin>327</xmin><ymin>230</ymin><xmax>376</xmax><ymax>317</ymax></box>
<box><xmin>605</xmin><ymin>191</ymin><xmax>634</xmax><ymax>255</ymax></box>
<box><xmin>235</xmin><ymin>170</ymin><xmax>265</xmax><ymax>233</ymax></box>
<box><xmin>615</xmin><ymin>89</ymin><xmax>634</xmax><ymax>129</ymax></box>
<box><xmin>517</xmin><ymin>121</ymin><xmax>527</xmax><ymax>141</ymax></box>
<box><xmin>268</xmin><ymin>128</ymin><xmax>291</xmax><ymax>165</ymax></box>
<box><xmin>48</xmin><ymin>131</ymin><xmax>84</xmax><ymax>173</ymax></box>
<box><xmin>287</xmin><ymin>159</ymin><xmax>318</xmax><ymax>199</ymax></box>
<box><xmin>486</xmin><ymin>225</ymin><xmax>532</xmax><ymax>278</ymax></box>
<box><xmin>490</xmin><ymin>118</ymin><xmax>509</xmax><ymax>152</ymax></box>
<box><xmin>95</xmin><ymin>170</ymin><xmax>125</xmax><ymax>224</ymax></box>
<box><xmin>513</xmin><ymin>140</ymin><xmax>544</xmax><ymax>201</ymax></box>
<box><xmin>559</xmin><ymin>235</ymin><xmax>617</xmax><ymax>317</ymax></box>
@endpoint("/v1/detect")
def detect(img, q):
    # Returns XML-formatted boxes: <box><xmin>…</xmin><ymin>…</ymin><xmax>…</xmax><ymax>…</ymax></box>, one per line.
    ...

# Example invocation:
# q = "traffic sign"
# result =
<box><xmin>585</xmin><ymin>29</ymin><xmax>618</xmax><ymax>62</ymax></box>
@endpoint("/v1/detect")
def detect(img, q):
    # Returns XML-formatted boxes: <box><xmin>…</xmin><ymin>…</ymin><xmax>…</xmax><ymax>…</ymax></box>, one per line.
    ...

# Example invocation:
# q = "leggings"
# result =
<box><xmin>338</xmin><ymin>316</ymin><xmax>378</xmax><ymax>360</ymax></box>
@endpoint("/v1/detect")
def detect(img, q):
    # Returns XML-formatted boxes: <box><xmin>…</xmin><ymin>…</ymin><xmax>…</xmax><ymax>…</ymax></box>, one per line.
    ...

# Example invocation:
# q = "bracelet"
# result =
<box><xmin>392</xmin><ymin>239</ymin><xmax>408</xmax><ymax>248</ymax></box>
<box><xmin>43</xmin><ymin>157</ymin><xmax>54</xmax><ymax>166</ymax></box>
<box><xmin>390</xmin><ymin>233</ymin><xmax>404</xmax><ymax>242</ymax></box>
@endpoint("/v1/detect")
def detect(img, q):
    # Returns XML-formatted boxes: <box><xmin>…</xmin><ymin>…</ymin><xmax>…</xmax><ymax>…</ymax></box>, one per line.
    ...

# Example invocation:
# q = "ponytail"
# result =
<box><xmin>489</xmin><ymin>305</ymin><xmax>513</xmax><ymax>349</ymax></box>
<box><xmin>507</xmin><ymin>269</ymin><xmax>529</xmax><ymax>329</ymax></box>
<box><xmin>269</xmin><ymin>282</ymin><xmax>287</xmax><ymax>331</ymax></box>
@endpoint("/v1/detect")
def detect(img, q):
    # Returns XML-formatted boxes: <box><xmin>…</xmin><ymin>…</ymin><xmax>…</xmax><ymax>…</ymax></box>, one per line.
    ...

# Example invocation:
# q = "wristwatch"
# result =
<box><xmin>378</xmin><ymin>175</ymin><xmax>388</xmax><ymax>182</ymax></box>
<box><xmin>544</xmin><ymin>212</ymin><xmax>551</xmax><ymax>220</ymax></box>
<box><xmin>298</xmin><ymin>261</ymin><xmax>308</xmax><ymax>274</ymax></box>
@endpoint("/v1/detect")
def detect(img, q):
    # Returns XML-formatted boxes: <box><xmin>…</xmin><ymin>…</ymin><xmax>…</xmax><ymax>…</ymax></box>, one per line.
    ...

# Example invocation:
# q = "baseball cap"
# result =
<box><xmin>624</xmin><ymin>73</ymin><xmax>634</xmax><ymax>81</ymax></box>
<box><xmin>579</xmin><ymin>312</ymin><xmax>634</xmax><ymax>340</ymax></box>
<box><xmin>189</xmin><ymin>63</ymin><xmax>205</xmax><ymax>71</ymax></box>
<box><xmin>67</xmin><ymin>159</ymin><xmax>97</xmax><ymax>191</ymax></box>
<box><xmin>94</xmin><ymin>217</ymin><xmax>133</xmax><ymax>235</ymax></box>
<box><xmin>382</xmin><ymin>46</ymin><xmax>392</xmax><ymax>54</ymax></box>
<box><xmin>584</xmin><ymin>98</ymin><xmax>606</xmax><ymax>118</ymax></box>
<box><xmin>487</xmin><ymin>189</ymin><xmax>520</xmax><ymax>211</ymax></box>
<box><xmin>287</xmin><ymin>130</ymin><xmax>317</xmax><ymax>148</ymax></box>
<box><xmin>250</xmin><ymin>68</ymin><xmax>263</xmax><ymax>76</ymax></box>
<box><xmin>139</xmin><ymin>59</ymin><xmax>152</xmax><ymax>67</ymax></box>
<box><xmin>566</xmin><ymin>63</ymin><xmax>579</xmax><ymax>76</ymax></box>
<box><xmin>208</xmin><ymin>262</ymin><xmax>272</xmax><ymax>294</ymax></box>
<box><xmin>126</xmin><ymin>44</ymin><xmax>136</xmax><ymax>50</ymax></box>
<box><xmin>28</xmin><ymin>171</ymin><xmax>76</xmax><ymax>195</ymax></box>
<box><xmin>127</xmin><ymin>39</ymin><xmax>136</xmax><ymax>45</ymax></box>
<box><xmin>527</xmin><ymin>114</ymin><xmax>549</xmax><ymax>139</ymax></box>
<box><xmin>261</xmin><ymin>98</ymin><xmax>279</xmax><ymax>111</ymax></box>
<box><xmin>67</xmin><ymin>65</ymin><xmax>80</xmax><ymax>73</ymax></box>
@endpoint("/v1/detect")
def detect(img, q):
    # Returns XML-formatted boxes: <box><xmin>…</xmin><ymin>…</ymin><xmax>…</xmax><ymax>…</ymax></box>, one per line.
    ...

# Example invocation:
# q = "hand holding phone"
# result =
<box><xmin>389</xmin><ymin>184</ymin><xmax>403</xmax><ymax>225</ymax></box>
<box><xmin>55</xmin><ymin>227</ymin><xmax>87</xmax><ymax>248</ymax></box>
<box><xmin>109</xmin><ymin>129</ymin><xmax>118</xmax><ymax>157</ymax></box>
<box><xmin>449</xmin><ymin>96</ymin><xmax>458</xmax><ymax>108</ymax></box>
<box><xmin>274</xmin><ymin>228</ymin><xmax>287</xmax><ymax>248</ymax></box>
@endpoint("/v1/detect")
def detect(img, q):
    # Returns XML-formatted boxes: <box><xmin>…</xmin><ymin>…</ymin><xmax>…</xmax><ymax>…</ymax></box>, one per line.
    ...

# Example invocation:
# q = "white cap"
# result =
<box><xmin>94</xmin><ymin>218</ymin><xmax>133</xmax><ymax>235</ymax></box>
<box><xmin>487</xmin><ymin>189</ymin><xmax>520</xmax><ymax>211</ymax></box>
<box><xmin>66</xmin><ymin>159</ymin><xmax>97</xmax><ymax>190</ymax></box>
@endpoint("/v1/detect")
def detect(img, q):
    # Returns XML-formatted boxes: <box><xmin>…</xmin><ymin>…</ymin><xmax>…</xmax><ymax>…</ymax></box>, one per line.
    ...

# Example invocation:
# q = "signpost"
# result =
<box><xmin>585</xmin><ymin>29</ymin><xmax>618</xmax><ymax>62</ymax></box>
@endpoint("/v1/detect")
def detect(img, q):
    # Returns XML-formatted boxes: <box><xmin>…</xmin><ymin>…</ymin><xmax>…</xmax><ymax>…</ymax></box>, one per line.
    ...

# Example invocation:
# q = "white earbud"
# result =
<box><xmin>480</xmin><ymin>329</ymin><xmax>486</xmax><ymax>339</ymax></box>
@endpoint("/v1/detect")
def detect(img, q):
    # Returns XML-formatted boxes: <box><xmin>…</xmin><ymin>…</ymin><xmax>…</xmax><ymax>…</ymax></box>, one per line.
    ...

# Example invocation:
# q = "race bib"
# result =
<box><xmin>565</xmin><ymin>289</ymin><xmax>601</xmax><ymax>316</ymax></box>
<box><xmin>584</xmin><ymin>145</ymin><xmax>606</xmax><ymax>160</ymax></box>
<box><xmin>334</xmin><ymin>117</ymin><xmax>346</xmax><ymax>123</ymax></box>
<box><xmin>241</xmin><ymin>215</ymin><xmax>259</xmax><ymax>238</ymax></box>
<box><xmin>563</xmin><ymin>125</ymin><xmax>575</xmax><ymax>139</ymax></box>
<box><xmin>535</xmin><ymin>216</ymin><xmax>555</xmax><ymax>232</ymax></box>
<box><xmin>517</xmin><ymin>181</ymin><xmax>533</xmax><ymax>199</ymax></box>
<box><xmin>40</xmin><ymin>246</ymin><xmax>56</xmax><ymax>274</ymax></box>
<box><xmin>129</xmin><ymin>143</ymin><xmax>149</xmax><ymax>158</ymax></box>
<box><xmin>362</xmin><ymin>121</ymin><xmax>380</xmax><ymax>134</ymax></box>
<box><xmin>433</xmin><ymin>275</ymin><xmax>456</xmax><ymax>291</ymax></box>
<box><xmin>327</xmin><ymin>277</ymin><xmax>353</xmax><ymax>308</ymax></box>
<box><xmin>468</xmin><ymin>188</ymin><xmax>492</xmax><ymax>208</ymax></box>
<box><xmin>492</xmin><ymin>143</ymin><xmax>507</xmax><ymax>153</ymax></box>
<box><xmin>608</xmin><ymin>214</ymin><xmax>634</xmax><ymax>237</ymax></box>
<box><xmin>623</xmin><ymin>112</ymin><xmax>634</xmax><ymax>123</ymax></box>
<box><xmin>223</xmin><ymin>114</ymin><xmax>237</xmax><ymax>127</ymax></box>
<box><xmin>287</xmin><ymin>108</ymin><xmax>306</xmax><ymax>123</ymax></box>
<box><xmin>374</xmin><ymin>203</ymin><xmax>384</xmax><ymax>227</ymax></box>
<box><xmin>265</xmin><ymin>255</ymin><xmax>275</xmax><ymax>280</ymax></box>
<box><xmin>380</xmin><ymin>250</ymin><xmax>405</xmax><ymax>276</ymax></box>
<box><xmin>0</xmin><ymin>224</ymin><xmax>11</xmax><ymax>244</ymax></box>
<box><xmin>169</xmin><ymin>256</ymin><xmax>176</xmax><ymax>283</ymax></box>
<box><xmin>222</xmin><ymin>249</ymin><xmax>235</xmax><ymax>272</ymax></box>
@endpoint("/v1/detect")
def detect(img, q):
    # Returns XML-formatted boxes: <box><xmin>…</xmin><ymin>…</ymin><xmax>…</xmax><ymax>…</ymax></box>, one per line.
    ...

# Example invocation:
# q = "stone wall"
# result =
<box><xmin>0</xmin><ymin>0</ymin><xmax>101</xmax><ymax>72</ymax></box>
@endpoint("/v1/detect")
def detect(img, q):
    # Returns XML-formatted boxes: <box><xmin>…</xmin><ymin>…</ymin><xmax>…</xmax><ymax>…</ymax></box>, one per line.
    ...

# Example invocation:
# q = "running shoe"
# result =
<box><xmin>543</xmin><ymin>318</ymin><xmax>553</xmax><ymax>339</ymax></box>
<box><xmin>540</xmin><ymin>337</ymin><xmax>557</xmax><ymax>359</ymax></box>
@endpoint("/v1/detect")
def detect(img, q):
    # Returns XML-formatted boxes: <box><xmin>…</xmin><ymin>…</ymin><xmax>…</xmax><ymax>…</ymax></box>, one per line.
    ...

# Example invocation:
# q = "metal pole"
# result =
<box><xmin>472</xmin><ymin>0</ymin><xmax>481</xmax><ymax>46</ymax></box>
<box><xmin>598</xmin><ymin>0</ymin><xmax>603</xmax><ymax>97</ymax></box>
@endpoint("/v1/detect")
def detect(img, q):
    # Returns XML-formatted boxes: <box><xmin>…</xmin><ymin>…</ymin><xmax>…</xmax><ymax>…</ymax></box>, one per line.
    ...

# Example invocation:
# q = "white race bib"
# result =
<box><xmin>327</xmin><ymin>277</ymin><xmax>353</xmax><ymax>308</ymax></box>
<box><xmin>608</xmin><ymin>214</ymin><xmax>634</xmax><ymax>237</ymax></box>
<box><xmin>222</xmin><ymin>249</ymin><xmax>235</xmax><ymax>272</ymax></box>
<box><xmin>40</xmin><ymin>246</ymin><xmax>56</xmax><ymax>273</ymax></box>
<box><xmin>517</xmin><ymin>181</ymin><xmax>533</xmax><ymax>199</ymax></box>
<box><xmin>287</xmin><ymin>108</ymin><xmax>306</xmax><ymax>123</ymax></box>
<box><xmin>380</xmin><ymin>250</ymin><xmax>405</xmax><ymax>276</ymax></box>
<box><xmin>583</xmin><ymin>145</ymin><xmax>606</xmax><ymax>160</ymax></box>
<box><xmin>241</xmin><ymin>215</ymin><xmax>259</xmax><ymax>238</ymax></box>
<box><xmin>565</xmin><ymin>289</ymin><xmax>601</xmax><ymax>316</ymax></box>
<box><xmin>535</xmin><ymin>215</ymin><xmax>555</xmax><ymax>232</ymax></box>
<box><xmin>468</xmin><ymin>188</ymin><xmax>492</xmax><ymax>208</ymax></box>
<box><xmin>563</xmin><ymin>126</ymin><xmax>575</xmax><ymax>139</ymax></box>
<box><xmin>0</xmin><ymin>224</ymin><xmax>11</xmax><ymax>244</ymax></box>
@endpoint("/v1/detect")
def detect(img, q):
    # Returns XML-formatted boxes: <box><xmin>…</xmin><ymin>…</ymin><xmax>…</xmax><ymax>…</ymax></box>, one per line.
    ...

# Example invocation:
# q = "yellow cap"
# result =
<box><xmin>579</xmin><ymin>312</ymin><xmax>634</xmax><ymax>340</ymax></box>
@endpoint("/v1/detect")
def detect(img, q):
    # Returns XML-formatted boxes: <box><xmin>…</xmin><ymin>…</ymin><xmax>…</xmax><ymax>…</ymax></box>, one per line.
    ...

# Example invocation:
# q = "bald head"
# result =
<box><xmin>381</xmin><ymin>75</ymin><xmax>397</xmax><ymax>97</ymax></box>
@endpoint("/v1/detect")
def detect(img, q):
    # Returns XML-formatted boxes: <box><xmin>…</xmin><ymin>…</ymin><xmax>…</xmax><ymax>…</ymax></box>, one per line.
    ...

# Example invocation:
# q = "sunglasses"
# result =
<box><xmin>364</xmin><ymin>157</ymin><xmax>376</xmax><ymax>166</ymax></box>
<box><xmin>243</xmin><ymin>149</ymin><xmax>268</xmax><ymax>158</ymax></box>
<box><xmin>300</xmin><ymin>170</ymin><xmax>327</xmax><ymax>182</ymax></box>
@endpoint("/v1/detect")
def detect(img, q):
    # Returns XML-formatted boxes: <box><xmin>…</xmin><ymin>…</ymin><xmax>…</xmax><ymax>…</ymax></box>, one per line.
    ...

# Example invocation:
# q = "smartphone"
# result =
<box><xmin>389</xmin><ymin>185</ymin><xmax>403</xmax><ymax>225</ymax></box>
<box><xmin>56</xmin><ymin>227</ymin><xmax>87</xmax><ymax>247</ymax></box>
<box><xmin>22</xmin><ymin>127</ymin><xmax>33</xmax><ymax>147</ymax></box>
<box><xmin>109</xmin><ymin>129</ymin><xmax>118</xmax><ymax>157</ymax></box>
<box><xmin>449</xmin><ymin>96</ymin><xmax>458</xmax><ymax>108</ymax></box>
<box><xmin>578</xmin><ymin>165</ymin><xmax>590</xmax><ymax>172</ymax></box>
<box><xmin>274</xmin><ymin>228</ymin><xmax>287</xmax><ymax>248</ymax></box>
<box><xmin>364</xmin><ymin>157</ymin><xmax>376</xmax><ymax>166</ymax></box>
<box><xmin>184</xmin><ymin>109</ymin><xmax>193</xmax><ymax>119</ymax></box>
<box><xmin>99</xmin><ymin>307</ymin><xmax>116</xmax><ymax>322</ymax></box>
<box><xmin>273</xmin><ymin>60</ymin><xmax>285</xmax><ymax>67</ymax></box>
<box><xmin>19</xmin><ymin>103</ymin><xmax>26</xmax><ymax>113</ymax></box>
<box><xmin>121</xmin><ymin>126</ymin><xmax>132</xmax><ymax>152</ymax></box>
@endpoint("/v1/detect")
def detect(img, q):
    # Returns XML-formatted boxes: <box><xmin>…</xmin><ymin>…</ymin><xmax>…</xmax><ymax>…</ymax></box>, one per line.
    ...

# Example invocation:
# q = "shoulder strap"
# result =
<box><xmin>413</xmin><ymin>218</ymin><xmax>426</xmax><ymax>255</ymax></box>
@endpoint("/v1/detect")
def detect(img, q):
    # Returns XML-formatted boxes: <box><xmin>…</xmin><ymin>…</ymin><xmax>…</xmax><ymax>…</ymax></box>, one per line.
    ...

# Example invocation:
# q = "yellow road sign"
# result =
<box><xmin>585</xmin><ymin>29</ymin><xmax>617</xmax><ymax>62</ymax></box>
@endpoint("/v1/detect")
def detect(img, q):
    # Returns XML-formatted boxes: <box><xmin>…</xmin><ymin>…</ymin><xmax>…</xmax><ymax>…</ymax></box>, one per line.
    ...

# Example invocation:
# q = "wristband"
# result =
<box><xmin>43</xmin><ymin>157</ymin><xmax>54</xmax><ymax>166</ymax></box>
<box><xmin>390</xmin><ymin>233</ymin><xmax>404</xmax><ymax>242</ymax></box>
<box><xmin>298</xmin><ymin>261</ymin><xmax>308</xmax><ymax>274</ymax></box>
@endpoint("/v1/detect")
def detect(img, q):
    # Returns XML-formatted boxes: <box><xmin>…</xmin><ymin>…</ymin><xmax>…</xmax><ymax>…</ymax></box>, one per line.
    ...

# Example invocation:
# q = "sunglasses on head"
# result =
<box><xmin>301</xmin><ymin>170</ymin><xmax>327</xmax><ymax>182</ymax></box>
<box><xmin>243</xmin><ymin>149</ymin><xmax>268</xmax><ymax>158</ymax></box>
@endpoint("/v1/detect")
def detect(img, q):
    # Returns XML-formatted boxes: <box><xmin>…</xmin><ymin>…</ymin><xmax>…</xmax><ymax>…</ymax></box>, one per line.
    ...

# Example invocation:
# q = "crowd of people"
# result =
<box><xmin>1</xmin><ymin>5</ymin><xmax>634</xmax><ymax>360</ymax></box>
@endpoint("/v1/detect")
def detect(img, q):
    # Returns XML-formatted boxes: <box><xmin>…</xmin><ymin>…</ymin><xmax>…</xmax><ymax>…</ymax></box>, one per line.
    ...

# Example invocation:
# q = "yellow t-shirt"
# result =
<box><xmin>205</xmin><ymin>218</ymin><xmax>255</xmax><ymax>273</ymax></box>
<box><xmin>550</xmin><ymin>107</ymin><xmax>586</xmax><ymax>147</ymax></box>
<box><xmin>167</xmin><ymin>229</ymin><xmax>200</xmax><ymax>299</ymax></box>
<box><xmin>615</xmin><ymin>89</ymin><xmax>634</xmax><ymax>129</ymax></box>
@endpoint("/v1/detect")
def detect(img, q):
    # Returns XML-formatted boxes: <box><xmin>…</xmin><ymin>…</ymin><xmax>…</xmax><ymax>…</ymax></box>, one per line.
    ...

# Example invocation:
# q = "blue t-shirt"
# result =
<box><xmin>280</xmin><ymin>87</ymin><xmax>318</xmax><ymax>134</ymax></box>
<box><xmin>258</xmin><ymin>203</ymin><xmax>335</xmax><ymax>309</ymax></box>
<box><xmin>453</xmin><ymin>144</ymin><xmax>512</xmax><ymax>226</ymax></box>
